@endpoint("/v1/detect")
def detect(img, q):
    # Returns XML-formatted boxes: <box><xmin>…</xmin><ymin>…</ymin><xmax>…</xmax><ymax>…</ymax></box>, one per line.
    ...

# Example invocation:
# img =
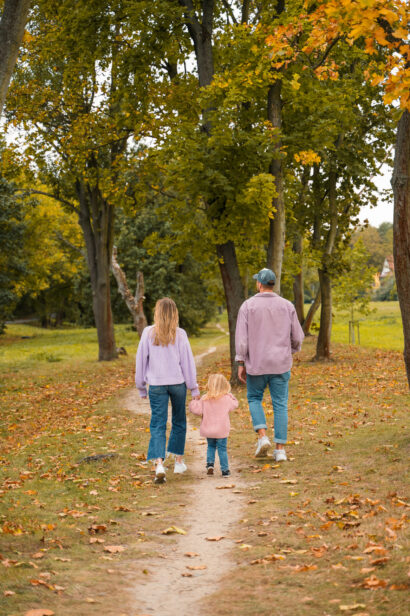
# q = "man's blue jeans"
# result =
<box><xmin>147</xmin><ymin>383</ymin><xmax>187</xmax><ymax>461</ymax></box>
<box><xmin>206</xmin><ymin>437</ymin><xmax>229</xmax><ymax>472</ymax></box>
<box><xmin>246</xmin><ymin>372</ymin><xmax>291</xmax><ymax>444</ymax></box>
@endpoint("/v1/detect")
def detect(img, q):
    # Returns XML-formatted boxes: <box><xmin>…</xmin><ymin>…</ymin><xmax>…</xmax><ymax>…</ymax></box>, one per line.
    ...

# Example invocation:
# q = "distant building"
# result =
<box><xmin>380</xmin><ymin>255</ymin><xmax>395</xmax><ymax>278</ymax></box>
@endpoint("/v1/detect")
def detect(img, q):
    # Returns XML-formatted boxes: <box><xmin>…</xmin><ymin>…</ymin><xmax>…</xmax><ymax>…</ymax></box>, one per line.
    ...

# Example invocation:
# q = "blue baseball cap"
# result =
<box><xmin>253</xmin><ymin>268</ymin><xmax>276</xmax><ymax>286</ymax></box>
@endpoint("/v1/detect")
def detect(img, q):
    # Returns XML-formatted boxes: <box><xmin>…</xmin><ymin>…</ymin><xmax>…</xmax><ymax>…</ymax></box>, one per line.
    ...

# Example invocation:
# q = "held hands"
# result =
<box><xmin>238</xmin><ymin>365</ymin><xmax>247</xmax><ymax>384</ymax></box>
<box><xmin>192</xmin><ymin>395</ymin><xmax>200</xmax><ymax>400</ymax></box>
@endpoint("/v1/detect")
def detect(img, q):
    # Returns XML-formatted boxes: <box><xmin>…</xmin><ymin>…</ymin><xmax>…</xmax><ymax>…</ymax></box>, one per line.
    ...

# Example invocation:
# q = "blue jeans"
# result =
<box><xmin>246</xmin><ymin>372</ymin><xmax>291</xmax><ymax>444</ymax></box>
<box><xmin>206</xmin><ymin>437</ymin><xmax>229</xmax><ymax>472</ymax></box>
<box><xmin>147</xmin><ymin>383</ymin><xmax>187</xmax><ymax>461</ymax></box>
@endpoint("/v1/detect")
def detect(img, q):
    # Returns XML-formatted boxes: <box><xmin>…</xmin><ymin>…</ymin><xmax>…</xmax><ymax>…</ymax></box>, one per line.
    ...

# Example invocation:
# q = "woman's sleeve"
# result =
<box><xmin>135</xmin><ymin>328</ymin><xmax>149</xmax><ymax>397</ymax></box>
<box><xmin>189</xmin><ymin>399</ymin><xmax>204</xmax><ymax>416</ymax></box>
<box><xmin>179</xmin><ymin>330</ymin><xmax>200</xmax><ymax>396</ymax></box>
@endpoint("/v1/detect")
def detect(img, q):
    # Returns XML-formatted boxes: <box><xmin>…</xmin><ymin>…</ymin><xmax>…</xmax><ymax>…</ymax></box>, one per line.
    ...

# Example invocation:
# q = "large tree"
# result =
<box><xmin>6</xmin><ymin>0</ymin><xmax>174</xmax><ymax>359</ymax></box>
<box><xmin>0</xmin><ymin>0</ymin><xmax>31</xmax><ymax>115</ymax></box>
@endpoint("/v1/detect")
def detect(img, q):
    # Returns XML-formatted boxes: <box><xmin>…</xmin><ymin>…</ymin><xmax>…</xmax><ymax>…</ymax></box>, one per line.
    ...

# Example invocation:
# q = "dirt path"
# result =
<box><xmin>121</xmin><ymin>349</ymin><xmax>246</xmax><ymax>616</ymax></box>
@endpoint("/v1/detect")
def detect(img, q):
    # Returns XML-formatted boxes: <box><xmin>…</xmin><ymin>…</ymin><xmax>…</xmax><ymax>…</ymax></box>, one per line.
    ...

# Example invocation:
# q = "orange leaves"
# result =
<box><xmin>103</xmin><ymin>545</ymin><xmax>125</xmax><ymax>554</ymax></box>
<box><xmin>360</xmin><ymin>574</ymin><xmax>388</xmax><ymax>589</ymax></box>
<box><xmin>25</xmin><ymin>610</ymin><xmax>55</xmax><ymax>616</ymax></box>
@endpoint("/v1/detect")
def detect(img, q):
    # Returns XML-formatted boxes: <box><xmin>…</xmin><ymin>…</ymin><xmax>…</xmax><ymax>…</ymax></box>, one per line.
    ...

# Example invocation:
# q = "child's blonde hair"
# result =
<box><xmin>203</xmin><ymin>373</ymin><xmax>231</xmax><ymax>400</ymax></box>
<box><xmin>151</xmin><ymin>297</ymin><xmax>179</xmax><ymax>346</ymax></box>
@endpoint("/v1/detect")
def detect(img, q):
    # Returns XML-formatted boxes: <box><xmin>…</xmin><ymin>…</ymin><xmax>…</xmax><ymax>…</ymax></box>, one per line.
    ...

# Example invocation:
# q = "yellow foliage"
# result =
<box><xmin>294</xmin><ymin>150</ymin><xmax>321</xmax><ymax>165</ymax></box>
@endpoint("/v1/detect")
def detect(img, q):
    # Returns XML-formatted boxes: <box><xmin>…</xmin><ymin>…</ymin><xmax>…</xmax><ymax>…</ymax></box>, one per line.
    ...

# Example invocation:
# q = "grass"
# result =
<box><xmin>316</xmin><ymin>301</ymin><xmax>404</xmax><ymax>352</ymax></box>
<box><xmin>0</xmin><ymin>315</ymin><xmax>408</xmax><ymax>616</ymax></box>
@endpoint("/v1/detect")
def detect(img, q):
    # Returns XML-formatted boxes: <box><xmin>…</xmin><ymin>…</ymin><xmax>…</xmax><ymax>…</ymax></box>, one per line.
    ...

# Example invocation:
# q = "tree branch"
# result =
<box><xmin>16</xmin><ymin>188</ymin><xmax>80</xmax><ymax>214</ymax></box>
<box><xmin>312</xmin><ymin>36</ymin><xmax>341</xmax><ymax>70</ymax></box>
<box><xmin>222</xmin><ymin>0</ymin><xmax>238</xmax><ymax>25</ymax></box>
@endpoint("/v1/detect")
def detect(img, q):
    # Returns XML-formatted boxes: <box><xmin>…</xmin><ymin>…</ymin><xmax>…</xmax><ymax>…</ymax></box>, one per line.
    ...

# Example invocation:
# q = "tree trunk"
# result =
<box><xmin>76</xmin><ymin>180</ymin><xmax>117</xmax><ymax>361</ymax></box>
<box><xmin>292</xmin><ymin>234</ymin><xmax>304</xmax><ymax>324</ymax></box>
<box><xmin>0</xmin><ymin>0</ymin><xmax>31</xmax><ymax>115</ymax></box>
<box><xmin>216</xmin><ymin>241</ymin><xmax>246</xmax><ymax>383</ymax></box>
<box><xmin>302</xmin><ymin>287</ymin><xmax>321</xmax><ymax>335</ymax></box>
<box><xmin>392</xmin><ymin>109</ymin><xmax>410</xmax><ymax>387</ymax></box>
<box><xmin>315</xmin><ymin>169</ymin><xmax>338</xmax><ymax>359</ymax></box>
<box><xmin>180</xmin><ymin>0</ymin><xmax>246</xmax><ymax>377</ymax></box>
<box><xmin>266</xmin><ymin>79</ymin><xmax>285</xmax><ymax>294</ymax></box>
<box><xmin>111</xmin><ymin>246</ymin><xmax>147</xmax><ymax>336</ymax></box>
<box><xmin>315</xmin><ymin>268</ymin><xmax>332</xmax><ymax>359</ymax></box>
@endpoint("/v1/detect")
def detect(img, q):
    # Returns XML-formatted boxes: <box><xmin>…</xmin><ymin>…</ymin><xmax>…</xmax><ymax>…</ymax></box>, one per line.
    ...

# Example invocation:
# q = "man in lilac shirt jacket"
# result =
<box><xmin>235</xmin><ymin>268</ymin><xmax>304</xmax><ymax>462</ymax></box>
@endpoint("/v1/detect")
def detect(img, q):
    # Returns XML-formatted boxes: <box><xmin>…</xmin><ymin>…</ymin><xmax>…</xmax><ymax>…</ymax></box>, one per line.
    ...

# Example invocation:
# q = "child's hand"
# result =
<box><xmin>192</xmin><ymin>395</ymin><xmax>200</xmax><ymax>400</ymax></box>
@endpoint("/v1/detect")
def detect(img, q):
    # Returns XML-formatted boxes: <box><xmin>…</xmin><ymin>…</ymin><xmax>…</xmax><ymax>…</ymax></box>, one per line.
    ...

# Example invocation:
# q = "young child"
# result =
<box><xmin>189</xmin><ymin>374</ymin><xmax>238</xmax><ymax>477</ymax></box>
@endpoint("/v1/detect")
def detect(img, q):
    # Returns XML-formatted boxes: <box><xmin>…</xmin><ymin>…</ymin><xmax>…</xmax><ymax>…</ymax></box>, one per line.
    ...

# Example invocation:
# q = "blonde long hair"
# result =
<box><xmin>151</xmin><ymin>297</ymin><xmax>179</xmax><ymax>346</ymax></box>
<box><xmin>203</xmin><ymin>373</ymin><xmax>231</xmax><ymax>400</ymax></box>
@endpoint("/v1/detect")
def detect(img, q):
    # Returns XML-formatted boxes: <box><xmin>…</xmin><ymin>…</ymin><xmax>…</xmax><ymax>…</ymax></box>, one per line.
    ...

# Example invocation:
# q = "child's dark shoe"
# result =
<box><xmin>206</xmin><ymin>464</ymin><xmax>214</xmax><ymax>475</ymax></box>
<box><xmin>222</xmin><ymin>470</ymin><xmax>231</xmax><ymax>477</ymax></box>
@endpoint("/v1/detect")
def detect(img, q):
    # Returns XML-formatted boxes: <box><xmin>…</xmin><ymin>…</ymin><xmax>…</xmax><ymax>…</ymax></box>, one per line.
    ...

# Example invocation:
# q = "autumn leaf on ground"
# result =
<box><xmin>186</xmin><ymin>564</ymin><xmax>207</xmax><ymax>570</ymax></box>
<box><xmin>103</xmin><ymin>545</ymin><xmax>125</xmax><ymax>553</ymax></box>
<box><xmin>88</xmin><ymin>524</ymin><xmax>107</xmax><ymax>534</ymax></box>
<box><xmin>280</xmin><ymin>479</ymin><xmax>298</xmax><ymax>484</ymax></box>
<box><xmin>25</xmin><ymin>610</ymin><xmax>55</xmax><ymax>616</ymax></box>
<box><xmin>360</xmin><ymin>575</ymin><xmax>388</xmax><ymax>588</ymax></box>
<box><xmin>181</xmin><ymin>572</ymin><xmax>193</xmax><ymax>577</ymax></box>
<box><xmin>339</xmin><ymin>605</ymin><xmax>366</xmax><ymax>612</ymax></box>
<box><xmin>4</xmin><ymin>590</ymin><xmax>16</xmax><ymax>596</ymax></box>
<box><xmin>216</xmin><ymin>484</ymin><xmax>235</xmax><ymax>489</ymax></box>
<box><xmin>206</xmin><ymin>536</ymin><xmax>225</xmax><ymax>541</ymax></box>
<box><xmin>184</xmin><ymin>552</ymin><xmax>199</xmax><ymax>558</ymax></box>
<box><xmin>161</xmin><ymin>526</ymin><xmax>186</xmax><ymax>535</ymax></box>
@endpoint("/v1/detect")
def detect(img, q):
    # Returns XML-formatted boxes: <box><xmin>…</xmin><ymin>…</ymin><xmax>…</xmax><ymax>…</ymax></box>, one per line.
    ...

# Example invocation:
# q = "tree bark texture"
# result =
<box><xmin>0</xmin><ymin>0</ymin><xmax>31</xmax><ymax>115</ymax></box>
<box><xmin>217</xmin><ymin>241</ymin><xmax>246</xmax><ymax>383</ymax></box>
<box><xmin>303</xmin><ymin>287</ymin><xmax>321</xmax><ymax>335</ymax></box>
<box><xmin>315</xmin><ymin>170</ymin><xmax>338</xmax><ymax>359</ymax></box>
<box><xmin>267</xmin><ymin>79</ymin><xmax>285</xmax><ymax>294</ymax></box>
<box><xmin>76</xmin><ymin>180</ymin><xmax>117</xmax><ymax>361</ymax></box>
<box><xmin>111</xmin><ymin>247</ymin><xmax>147</xmax><ymax>336</ymax></box>
<box><xmin>392</xmin><ymin>109</ymin><xmax>410</xmax><ymax>387</ymax></box>
<box><xmin>292</xmin><ymin>234</ymin><xmax>304</xmax><ymax>324</ymax></box>
<box><xmin>315</xmin><ymin>268</ymin><xmax>332</xmax><ymax>359</ymax></box>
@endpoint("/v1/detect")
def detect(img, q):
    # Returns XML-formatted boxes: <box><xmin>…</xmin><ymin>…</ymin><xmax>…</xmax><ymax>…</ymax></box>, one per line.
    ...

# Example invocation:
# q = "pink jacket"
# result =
<box><xmin>189</xmin><ymin>393</ymin><xmax>238</xmax><ymax>439</ymax></box>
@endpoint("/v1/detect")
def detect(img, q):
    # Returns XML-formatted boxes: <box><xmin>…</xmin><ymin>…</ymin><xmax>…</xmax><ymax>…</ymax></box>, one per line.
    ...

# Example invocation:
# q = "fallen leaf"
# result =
<box><xmin>339</xmin><ymin>605</ymin><xmax>366</xmax><ymax>612</ymax></box>
<box><xmin>238</xmin><ymin>544</ymin><xmax>253</xmax><ymax>550</ymax></box>
<box><xmin>31</xmin><ymin>552</ymin><xmax>45</xmax><ymax>559</ymax></box>
<box><xmin>161</xmin><ymin>526</ymin><xmax>186</xmax><ymax>535</ymax></box>
<box><xmin>280</xmin><ymin>479</ymin><xmax>298</xmax><ymax>484</ymax></box>
<box><xmin>216</xmin><ymin>484</ymin><xmax>235</xmax><ymax>489</ymax></box>
<box><xmin>186</xmin><ymin>564</ymin><xmax>207</xmax><ymax>570</ymax></box>
<box><xmin>4</xmin><ymin>590</ymin><xmax>16</xmax><ymax>596</ymax></box>
<box><xmin>370</xmin><ymin>557</ymin><xmax>390</xmax><ymax>566</ymax></box>
<box><xmin>88</xmin><ymin>524</ymin><xmax>107</xmax><ymax>534</ymax></box>
<box><xmin>103</xmin><ymin>545</ymin><xmax>125</xmax><ymax>553</ymax></box>
<box><xmin>25</xmin><ymin>611</ymin><xmax>55</xmax><ymax>616</ymax></box>
<box><xmin>85</xmin><ymin>598</ymin><xmax>96</xmax><ymax>603</ymax></box>
<box><xmin>206</xmin><ymin>536</ymin><xmax>225</xmax><ymax>541</ymax></box>
<box><xmin>184</xmin><ymin>552</ymin><xmax>199</xmax><ymax>558</ymax></box>
<box><xmin>181</xmin><ymin>572</ymin><xmax>193</xmax><ymax>577</ymax></box>
<box><xmin>360</xmin><ymin>575</ymin><xmax>388</xmax><ymax>588</ymax></box>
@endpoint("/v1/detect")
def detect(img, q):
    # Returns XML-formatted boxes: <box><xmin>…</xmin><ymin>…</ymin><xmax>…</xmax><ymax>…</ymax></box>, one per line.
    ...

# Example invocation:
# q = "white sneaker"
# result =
<box><xmin>174</xmin><ymin>460</ymin><xmax>187</xmax><ymax>474</ymax></box>
<box><xmin>274</xmin><ymin>449</ymin><xmax>287</xmax><ymax>462</ymax></box>
<box><xmin>255</xmin><ymin>436</ymin><xmax>271</xmax><ymax>458</ymax></box>
<box><xmin>155</xmin><ymin>461</ymin><xmax>166</xmax><ymax>483</ymax></box>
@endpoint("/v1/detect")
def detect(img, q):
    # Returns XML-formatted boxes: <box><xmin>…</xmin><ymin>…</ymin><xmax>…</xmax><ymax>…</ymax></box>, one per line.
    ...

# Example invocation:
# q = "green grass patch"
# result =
<box><xmin>323</xmin><ymin>301</ymin><xmax>404</xmax><ymax>352</ymax></box>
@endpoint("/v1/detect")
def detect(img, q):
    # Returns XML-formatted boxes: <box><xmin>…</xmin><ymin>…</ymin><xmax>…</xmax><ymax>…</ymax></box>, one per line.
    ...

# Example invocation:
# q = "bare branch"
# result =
<box><xmin>312</xmin><ymin>36</ymin><xmax>341</xmax><ymax>70</ymax></box>
<box><xmin>16</xmin><ymin>188</ymin><xmax>80</xmax><ymax>214</ymax></box>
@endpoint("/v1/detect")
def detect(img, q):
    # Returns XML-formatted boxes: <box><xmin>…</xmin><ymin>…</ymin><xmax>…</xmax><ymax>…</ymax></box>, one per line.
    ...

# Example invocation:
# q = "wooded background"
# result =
<box><xmin>0</xmin><ymin>0</ymin><xmax>409</xmax><ymax>384</ymax></box>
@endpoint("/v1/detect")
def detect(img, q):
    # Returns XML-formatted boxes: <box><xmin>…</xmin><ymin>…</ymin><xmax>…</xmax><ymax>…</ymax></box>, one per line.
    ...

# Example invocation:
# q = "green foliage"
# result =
<box><xmin>0</xmin><ymin>177</ymin><xmax>27</xmax><ymax>332</ymax></box>
<box><xmin>333</xmin><ymin>239</ymin><xmax>376</xmax><ymax>317</ymax></box>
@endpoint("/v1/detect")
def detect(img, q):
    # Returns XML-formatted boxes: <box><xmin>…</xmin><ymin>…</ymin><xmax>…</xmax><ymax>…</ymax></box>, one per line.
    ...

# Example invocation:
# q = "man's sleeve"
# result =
<box><xmin>235</xmin><ymin>302</ymin><xmax>248</xmax><ymax>362</ymax></box>
<box><xmin>290</xmin><ymin>306</ymin><xmax>304</xmax><ymax>353</ymax></box>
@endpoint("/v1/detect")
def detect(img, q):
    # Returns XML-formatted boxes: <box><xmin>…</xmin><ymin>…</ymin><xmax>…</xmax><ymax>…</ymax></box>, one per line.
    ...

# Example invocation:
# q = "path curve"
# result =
<box><xmin>120</xmin><ymin>347</ymin><xmax>246</xmax><ymax>616</ymax></box>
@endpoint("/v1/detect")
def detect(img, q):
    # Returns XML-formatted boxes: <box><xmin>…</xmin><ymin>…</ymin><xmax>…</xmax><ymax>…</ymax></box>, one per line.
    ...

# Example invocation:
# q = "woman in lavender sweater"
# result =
<box><xmin>135</xmin><ymin>297</ymin><xmax>199</xmax><ymax>483</ymax></box>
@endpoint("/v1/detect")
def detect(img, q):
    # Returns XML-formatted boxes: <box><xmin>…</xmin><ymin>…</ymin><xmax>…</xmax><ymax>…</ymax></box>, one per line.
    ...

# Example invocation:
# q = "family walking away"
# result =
<box><xmin>135</xmin><ymin>297</ymin><xmax>199</xmax><ymax>483</ymax></box>
<box><xmin>189</xmin><ymin>373</ymin><xmax>238</xmax><ymax>477</ymax></box>
<box><xmin>235</xmin><ymin>268</ymin><xmax>304</xmax><ymax>461</ymax></box>
<box><xmin>134</xmin><ymin>269</ymin><xmax>304</xmax><ymax>484</ymax></box>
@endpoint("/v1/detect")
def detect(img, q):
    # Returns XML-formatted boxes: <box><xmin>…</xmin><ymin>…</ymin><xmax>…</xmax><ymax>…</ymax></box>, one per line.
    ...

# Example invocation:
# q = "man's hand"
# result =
<box><xmin>238</xmin><ymin>365</ymin><xmax>247</xmax><ymax>384</ymax></box>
